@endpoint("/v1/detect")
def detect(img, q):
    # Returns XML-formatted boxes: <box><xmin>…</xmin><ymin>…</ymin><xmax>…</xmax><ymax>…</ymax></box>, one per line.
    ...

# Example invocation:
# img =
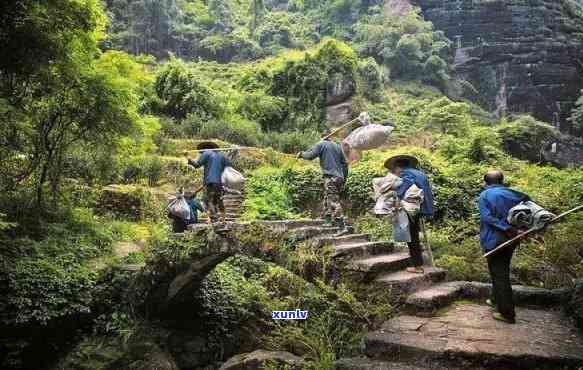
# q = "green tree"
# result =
<box><xmin>417</xmin><ymin>97</ymin><xmax>472</xmax><ymax>135</ymax></box>
<box><xmin>209</xmin><ymin>0</ymin><xmax>234</xmax><ymax>32</ymax></box>
<box><xmin>0</xmin><ymin>0</ymin><xmax>146</xmax><ymax>207</ymax></box>
<box><xmin>250</xmin><ymin>0</ymin><xmax>266</xmax><ymax>33</ymax></box>
<box><xmin>353</xmin><ymin>7</ymin><xmax>451</xmax><ymax>86</ymax></box>
<box><xmin>154</xmin><ymin>58</ymin><xmax>222</xmax><ymax>120</ymax></box>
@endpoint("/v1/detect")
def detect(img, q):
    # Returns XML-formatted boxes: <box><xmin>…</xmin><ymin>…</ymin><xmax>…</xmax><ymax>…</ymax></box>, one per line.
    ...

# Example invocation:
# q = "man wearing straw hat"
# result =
<box><xmin>385</xmin><ymin>155</ymin><xmax>434</xmax><ymax>274</ymax></box>
<box><xmin>188</xmin><ymin>141</ymin><xmax>232</xmax><ymax>225</ymax></box>
<box><xmin>298</xmin><ymin>129</ymin><xmax>349</xmax><ymax>233</ymax></box>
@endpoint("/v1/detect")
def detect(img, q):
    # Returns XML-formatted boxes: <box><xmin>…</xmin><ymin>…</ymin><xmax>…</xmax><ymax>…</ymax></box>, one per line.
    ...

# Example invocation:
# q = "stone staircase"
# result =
<box><xmin>178</xmin><ymin>219</ymin><xmax>583</xmax><ymax>369</ymax></box>
<box><xmin>308</xmin><ymin>228</ymin><xmax>583</xmax><ymax>369</ymax></box>
<box><xmin>201</xmin><ymin>191</ymin><xmax>245</xmax><ymax>223</ymax></box>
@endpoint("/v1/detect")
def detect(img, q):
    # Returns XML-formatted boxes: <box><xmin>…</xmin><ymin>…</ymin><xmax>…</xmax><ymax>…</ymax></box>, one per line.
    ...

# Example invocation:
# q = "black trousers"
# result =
<box><xmin>407</xmin><ymin>214</ymin><xmax>424</xmax><ymax>267</ymax></box>
<box><xmin>487</xmin><ymin>246</ymin><xmax>516</xmax><ymax>319</ymax></box>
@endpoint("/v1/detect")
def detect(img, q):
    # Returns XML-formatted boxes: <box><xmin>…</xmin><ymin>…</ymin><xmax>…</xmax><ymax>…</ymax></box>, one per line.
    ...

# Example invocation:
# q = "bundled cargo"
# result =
<box><xmin>343</xmin><ymin>124</ymin><xmax>394</xmax><ymax>151</ymax></box>
<box><xmin>222</xmin><ymin>166</ymin><xmax>245</xmax><ymax>190</ymax></box>
<box><xmin>507</xmin><ymin>201</ymin><xmax>555</xmax><ymax>230</ymax></box>
<box><xmin>342</xmin><ymin>123</ymin><xmax>394</xmax><ymax>162</ymax></box>
<box><xmin>167</xmin><ymin>195</ymin><xmax>191</xmax><ymax>221</ymax></box>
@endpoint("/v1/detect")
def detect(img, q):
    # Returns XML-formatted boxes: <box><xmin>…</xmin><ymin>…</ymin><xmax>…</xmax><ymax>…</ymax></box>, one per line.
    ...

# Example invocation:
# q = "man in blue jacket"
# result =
<box><xmin>188</xmin><ymin>141</ymin><xmax>232</xmax><ymax>225</ymax></box>
<box><xmin>298</xmin><ymin>131</ymin><xmax>349</xmax><ymax>231</ymax></box>
<box><xmin>386</xmin><ymin>155</ymin><xmax>435</xmax><ymax>274</ymax></box>
<box><xmin>478</xmin><ymin>170</ymin><xmax>530</xmax><ymax>324</ymax></box>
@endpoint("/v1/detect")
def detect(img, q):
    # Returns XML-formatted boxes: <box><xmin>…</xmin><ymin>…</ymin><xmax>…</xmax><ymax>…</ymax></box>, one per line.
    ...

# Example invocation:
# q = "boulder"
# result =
<box><xmin>108</xmin><ymin>342</ymin><xmax>178</xmax><ymax>370</ymax></box>
<box><xmin>326</xmin><ymin>73</ymin><xmax>355</xmax><ymax>106</ymax></box>
<box><xmin>569</xmin><ymin>279</ymin><xmax>583</xmax><ymax>330</ymax></box>
<box><xmin>219</xmin><ymin>350</ymin><xmax>305</xmax><ymax>370</ymax></box>
<box><xmin>326</xmin><ymin>100</ymin><xmax>353</xmax><ymax>125</ymax></box>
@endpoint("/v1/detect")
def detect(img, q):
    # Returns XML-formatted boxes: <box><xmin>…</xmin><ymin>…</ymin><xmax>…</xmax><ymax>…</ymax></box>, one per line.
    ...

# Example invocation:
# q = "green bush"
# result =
<box><xmin>262</xmin><ymin>130</ymin><xmax>320</xmax><ymax>154</ymax></box>
<box><xmin>354</xmin><ymin>214</ymin><xmax>391</xmax><ymax>241</ymax></box>
<box><xmin>354</xmin><ymin>7</ymin><xmax>451</xmax><ymax>86</ymax></box>
<box><xmin>497</xmin><ymin>115</ymin><xmax>560</xmax><ymax>163</ymax></box>
<box><xmin>154</xmin><ymin>59</ymin><xmax>223</xmax><ymax>120</ymax></box>
<box><xmin>196</xmin><ymin>116</ymin><xmax>264</xmax><ymax>147</ymax></box>
<box><xmin>243</xmin><ymin>169</ymin><xmax>301</xmax><ymax>220</ymax></box>
<box><xmin>357</xmin><ymin>57</ymin><xmax>384</xmax><ymax>102</ymax></box>
<box><xmin>279</xmin><ymin>167</ymin><xmax>323</xmax><ymax>214</ymax></box>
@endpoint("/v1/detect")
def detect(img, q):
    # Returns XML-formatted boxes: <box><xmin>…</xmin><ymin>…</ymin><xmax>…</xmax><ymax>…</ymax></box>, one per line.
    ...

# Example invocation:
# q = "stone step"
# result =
<box><xmin>224</xmin><ymin>196</ymin><xmax>243</xmax><ymax>200</ymax></box>
<box><xmin>223</xmin><ymin>200</ymin><xmax>244</xmax><ymax>205</ymax></box>
<box><xmin>288</xmin><ymin>226</ymin><xmax>341</xmax><ymax>241</ymax></box>
<box><xmin>351</xmin><ymin>252</ymin><xmax>411</xmax><ymax>274</ymax></box>
<box><xmin>335</xmin><ymin>357</ymin><xmax>483</xmax><ymax>370</ymax></box>
<box><xmin>406</xmin><ymin>281</ymin><xmax>571</xmax><ymax>314</ymax></box>
<box><xmin>256</xmin><ymin>219</ymin><xmax>327</xmax><ymax>232</ymax></box>
<box><xmin>333</xmin><ymin>241</ymin><xmax>395</xmax><ymax>258</ymax></box>
<box><xmin>374</xmin><ymin>267</ymin><xmax>447</xmax><ymax>295</ymax></box>
<box><xmin>365</xmin><ymin>303</ymin><xmax>583</xmax><ymax>369</ymax></box>
<box><xmin>316</xmin><ymin>233</ymin><xmax>371</xmax><ymax>247</ymax></box>
<box><xmin>405</xmin><ymin>281</ymin><xmax>465</xmax><ymax>314</ymax></box>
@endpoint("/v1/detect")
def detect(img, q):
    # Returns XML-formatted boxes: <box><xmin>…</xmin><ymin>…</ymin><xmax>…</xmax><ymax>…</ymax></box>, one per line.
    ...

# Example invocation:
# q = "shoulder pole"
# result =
<box><xmin>483</xmin><ymin>204</ymin><xmax>583</xmax><ymax>258</ymax></box>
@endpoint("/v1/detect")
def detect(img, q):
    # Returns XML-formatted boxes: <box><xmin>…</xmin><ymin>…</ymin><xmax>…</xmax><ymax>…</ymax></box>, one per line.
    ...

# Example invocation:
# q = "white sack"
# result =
<box><xmin>222</xmin><ymin>167</ymin><xmax>245</xmax><ymax>190</ymax></box>
<box><xmin>167</xmin><ymin>196</ymin><xmax>191</xmax><ymax>220</ymax></box>
<box><xmin>343</xmin><ymin>124</ymin><xmax>394</xmax><ymax>151</ymax></box>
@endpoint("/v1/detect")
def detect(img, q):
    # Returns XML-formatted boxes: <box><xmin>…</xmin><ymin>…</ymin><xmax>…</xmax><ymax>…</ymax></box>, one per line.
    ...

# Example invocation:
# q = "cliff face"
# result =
<box><xmin>413</xmin><ymin>0</ymin><xmax>583</xmax><ymax>135</ymax></box>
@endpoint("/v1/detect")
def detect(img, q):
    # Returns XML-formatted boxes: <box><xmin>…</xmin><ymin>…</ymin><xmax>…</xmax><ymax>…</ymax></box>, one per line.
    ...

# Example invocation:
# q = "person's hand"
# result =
<box><xmin>187</xmin><ymin>158</ymin><xmax>195</xmax><ymax>167</ymax></box>
<box><xmin>505</xmin><ymin>227</ymin><xmax>520</xmax><ymax>239</ymax></box>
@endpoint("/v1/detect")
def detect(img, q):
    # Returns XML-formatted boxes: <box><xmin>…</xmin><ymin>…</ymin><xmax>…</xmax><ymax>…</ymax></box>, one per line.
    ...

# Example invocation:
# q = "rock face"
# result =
<box><xmin>219</xmin><ymin>350</ymin><xmax>305</xmax><ymax>370</ymax></box>
<box><xmin>413</xmin><ymin>0</ymin><xmax>583</xmax><ymax>135</ymax></box>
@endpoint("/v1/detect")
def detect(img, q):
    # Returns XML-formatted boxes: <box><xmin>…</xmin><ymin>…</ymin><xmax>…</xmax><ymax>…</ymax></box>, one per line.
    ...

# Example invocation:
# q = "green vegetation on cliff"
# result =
<box><xmin>1</xmin><ymin>0</ymin><xmax>583</xmax><ymax>369</ymax></box>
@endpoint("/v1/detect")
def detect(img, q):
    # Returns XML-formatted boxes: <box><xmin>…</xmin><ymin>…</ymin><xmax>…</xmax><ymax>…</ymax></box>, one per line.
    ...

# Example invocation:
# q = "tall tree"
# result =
<box><xmin>0</xmin><ymin>0</ymin><xmax>139</xmax><ymax>207</ymax></box>
<box><xmin>250</xmin><ymin>0</ymin><xmax>265</xmax><ymax>33</ymax></box>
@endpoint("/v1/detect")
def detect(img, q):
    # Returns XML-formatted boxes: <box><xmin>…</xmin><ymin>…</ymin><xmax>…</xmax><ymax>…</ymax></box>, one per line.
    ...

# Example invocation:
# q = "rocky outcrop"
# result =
<box><xmin>220</xmin><ymin>350</ymin><xmax>305</xmax><ymax>370</ymax></box>
<box><xmin>413</xmin><ymin>0</ymin><xmax>583</xmax><ymax>135</ymax></box>
<box><xmin>108</xmin><ymin>342</ymin><xmax>179</xmax><ymax>370</ymax></box>
<box><xmin>326</xmin><ymin>74</ymin><xmax>356</xmax><ymax>125</ymax></box>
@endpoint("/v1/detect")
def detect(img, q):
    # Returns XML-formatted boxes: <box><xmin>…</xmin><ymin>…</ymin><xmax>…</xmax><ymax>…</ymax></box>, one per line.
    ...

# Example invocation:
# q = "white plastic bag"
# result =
<box><xmin>167</xmin><ymin>196</ymin><xmax>191</xmax><ymax>220</ymax></box>
<box><xmin>222</xmin><ymin>167</ymin><xmax>245</xmax><ymax>190</ymax></box>
<box><xmin>343</xmin><ymin>124</ymin><xmax>394</xmax><ymax>151</ymax></box>
<box><xmin>392</xmin><ymin>209</ymin><xmax>411</xmax><ymax>242</ymax></box>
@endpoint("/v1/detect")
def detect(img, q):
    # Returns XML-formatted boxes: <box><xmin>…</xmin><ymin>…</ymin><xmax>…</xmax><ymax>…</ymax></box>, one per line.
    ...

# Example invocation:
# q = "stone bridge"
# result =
<box><xmin>143</xmin><ymin>220</ymin><xmax>341</xmax><ymax>317</ymax></box>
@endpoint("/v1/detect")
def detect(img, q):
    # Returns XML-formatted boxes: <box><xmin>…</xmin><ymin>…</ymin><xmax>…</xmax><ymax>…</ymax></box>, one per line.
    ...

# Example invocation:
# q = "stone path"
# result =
<box><xmin>309</xmin><ymin>226</ymin><xmax>583</xmax><ymax>369</ymax></box>
<box><xmin>201</xmin><ymin>192</ymin><xmax>244</xmax><ymax>223</ymax></box>
<box><xmin>178</xmin><ymin>219</ymin><xmax>583</xmax><ymax>369</ymax></box>
<box><xmin>365</xmin><ymin>303</ymin><xmax>583</xmax><ymax>369</ymax></box>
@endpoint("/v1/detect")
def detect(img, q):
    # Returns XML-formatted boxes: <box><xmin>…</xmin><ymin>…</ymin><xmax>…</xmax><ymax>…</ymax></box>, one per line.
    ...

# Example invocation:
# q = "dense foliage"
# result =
<box><xmin>2</xmin><ymin>1</ymin><xmax>583</xmax><ymax>369</ymax></box>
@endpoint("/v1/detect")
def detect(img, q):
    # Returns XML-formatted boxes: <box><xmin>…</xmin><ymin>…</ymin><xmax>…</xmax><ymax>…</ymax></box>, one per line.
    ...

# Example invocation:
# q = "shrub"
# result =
<box><xmin>242</xmin><ymin>168</ymin><xmax>301</xmax><ymax>220</ymax></box>
<box><xmin>154</xmin><ymin>59</ymin><xmax>223</xmax><ymax>120</ymax></box>
<box><xmin>354</xmin><ymin>214</ymin><xmax>391</xmax><ymax>241</ymax></box>
<box><xmin>497</xmin><ymin>115</ymin><xmax>560</xmax><ymax>163</ymax></box>
<box><xmin>262</xmin><ymin>130</ymin><xmax>320</xmax><ymax>154</ymax></box>
<box><xmin>357</xmin><ymin>57</ymin><xmax>384</xmax><ymax>102</ymax></box>
<box><xmin>196</xmin><ymin>116</ymin><xmax>264</xmax><ymax>147</ymax></box>
<box><xmin>417</xmin><ymin>97</ymin><xmax>473</xmax><ymax>135</ymax></box>
<box><xmin>238</xmin><ymin>91</ymin><xmax>287</xmax><ymax>131</ymax></box>
<box><xmin>279</xmin><ymin>167</ymin><xmax>323</xmax><ymax>215</ymax></box>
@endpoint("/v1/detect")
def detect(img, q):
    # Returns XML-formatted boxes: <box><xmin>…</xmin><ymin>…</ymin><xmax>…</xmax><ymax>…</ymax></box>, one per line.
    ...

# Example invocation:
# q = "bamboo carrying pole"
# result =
<box><xmin>190</xmin><ymin>146</ymin><xmax>259</xmax><ymax>153</ymax></box>
<box><xmin>483</xmin><ymin>204</ymin><xmax>583</xmax><ymax>258</ymax></box>
<box><xmin>322</xmin><ymin>116</ymin><xmax>363</xmax><ymax>141</ymax></box>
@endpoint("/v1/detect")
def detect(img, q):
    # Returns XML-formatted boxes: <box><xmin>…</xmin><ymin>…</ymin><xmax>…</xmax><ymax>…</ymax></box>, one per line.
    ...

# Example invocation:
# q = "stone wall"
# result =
<box><xmin>412</xmin><ymin>0</ymin><xmax>583</xmax><ymax>136</ymax></box>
